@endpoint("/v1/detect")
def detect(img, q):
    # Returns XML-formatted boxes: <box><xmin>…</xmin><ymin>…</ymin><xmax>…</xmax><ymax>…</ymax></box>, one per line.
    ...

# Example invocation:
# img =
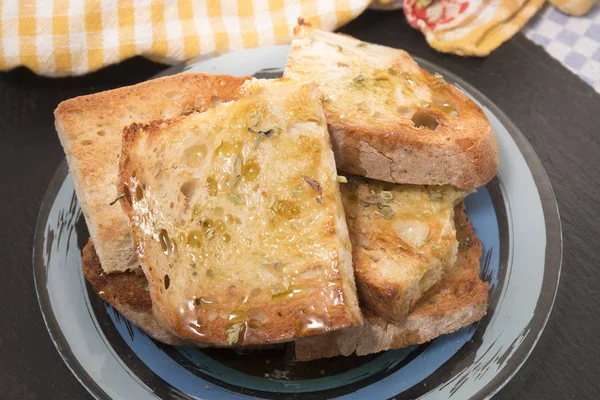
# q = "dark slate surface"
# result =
<box><xmin>1</xmin><ymin>9</ymin><xmax>598</xmax><ymax>400</ymax></box>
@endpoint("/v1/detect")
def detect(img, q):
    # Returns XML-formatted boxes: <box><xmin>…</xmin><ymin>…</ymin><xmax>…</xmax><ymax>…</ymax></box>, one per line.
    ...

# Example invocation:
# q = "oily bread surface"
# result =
<box><xmin>294</xmin><ymin>203</ymin><xmax>489</xmax><ymax>360</ymax></box>
<box><xmin>342</xmin><ymin>176</ymin><xmax>468</xmax><ymax>322</ymax></box>
<box><xmin>82</xmin><ymin>202</ymin><xmax>487</xmax><ymax>356</ymax></box>
<box><xmin>81</xmin><ymin>180</ymin><xmax>467</xmax><ymax>345</ymax></box>
<box><xmin>83</xmin><ymin>239</ymin><xmax>284</xmax><ymax>350</ymax></box>
<box><xmin>285</xmin><ymin>23</ymin><xmax>499</xmax><ymax>189</ymax></box>
<box><xmin>118</xmin><ymin>79</ymin><xmax>362</xmax><ymax>346</ymax></box>
<box><xmin>55</xmin><ymin>73</ymin><xmax>250</xmax><ymax>274</ymax></box>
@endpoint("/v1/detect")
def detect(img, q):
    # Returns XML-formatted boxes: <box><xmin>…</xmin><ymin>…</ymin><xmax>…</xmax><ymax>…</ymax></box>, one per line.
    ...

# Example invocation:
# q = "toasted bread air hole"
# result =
<box><xmin>80</xmin><ymin>139</ymin><xmax>93</xmax><ymax>146</ymax></box>
<box><xmin>164</xmin><ymin>274</ymin><xmax>170</xmax><ymax>290</ymax></box>
<box><xmin>396</xmin><ymin>106</ymin><xmax>413</xmax><ymax>118</ymax></box>
<box><xmin>68</xmin><ymin>109</ymin><xmax>83</xmax><ymax>116</ymax></box>
<box><xmin>121</xmin><ymin>184</ymin><xmax>132</xmax><ymax>205</ymax></box>
<box><xmin>159</xmin><ymin>229</ymin><xmax>174</xmax><ymax>255</ymax></box>
<box><xmin>211</xmin><ymin>96</ymin><xmax>223</xmax><ymax>107</ymax></box>
<box><xmin>455</xmin><ymin>138</ymin><xmax>474</xmax><ymax>152</ymax></box>
<box><xmin>411</xmin><ymin>112</ymin><xmax>439</xmax><ymax>130</ymax></box>
<box><xmin>118</xmin><ymin>114</ymin><xmax>126</xmax><ymax>121</ymax></box>
<box><xmin>135</xmin><ymin>185</ymin><xmax>144</xmax><ymax>202</ymax></box>
<box><xmin>180</xmin><ymin>179</ymin><xmax>199</xmax><ymax>200</ymax></box>
<box><xmin>166</xmin><ymin>91</ymin><xmax>183</xmax><ymax>101</ymax></box>
<box><xmin>97</xmin><ymin>130</ymin><xmax>106</xmax><ymax>137</ymax></box>
<box><xmin>184</xmin><ymin>144</ymin><xmax>208</xmax><ymax>167</ymax></box>
<box><xmin>181</xmin><ymin>105</ymin><xmax>195</xmax><ymax>116</ymax></box>
<box><xmin>248</xmin><ymin>309</ymin><xmax>269</xmax><ymax>325</ymax></box>
<box><xmin>337</xmin><ymin>62</ymin><xmax>349</xmax><ymax>68</ymax></box>
<box><xmin>162</xmin><ymin>109</ymin><xmax>176</xmax><ymax>119</ymax></box>
<box><xmin>419</xmin><ymin>268</ymin><xmax>438</xmax><ymax>292</ymax></box>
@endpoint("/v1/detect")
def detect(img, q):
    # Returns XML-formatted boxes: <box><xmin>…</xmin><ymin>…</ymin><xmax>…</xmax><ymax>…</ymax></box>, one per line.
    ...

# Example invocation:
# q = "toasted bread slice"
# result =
<box><xmin>118</xmin><ymin>79</ymin><xmax>363</xmax><ymax>346</ymax></box>
<box><xmin>342</xmin><ymin>176</ymin><xmax>468</xmax><ymax>322</ymax></box>
<box><xmin>294</xmin><ymin>203</ymin><xmax>489</xmax><ymax>360</ymax></box>
<box><xmin>55</xmin><ymin>73</ymin><xmax>250</xmax><ymax>274</ymax></box>
<box><xmin>285</xmin><ymin>23</ymin><xmax>499</xmax><ymax>189</ymax></box>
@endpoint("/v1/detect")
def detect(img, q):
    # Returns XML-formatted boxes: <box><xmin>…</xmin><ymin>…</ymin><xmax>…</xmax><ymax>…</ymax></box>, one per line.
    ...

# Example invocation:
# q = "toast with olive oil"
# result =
<box><xmin>82</xmin><ymin>202</ymin><xmax>488</xmax><ymax>355</ymax></box>
<box><xmin>294</xmin><ymin>203</ymin><xmax>489</xmax><ymax>360</ymax></box>
<box><xmin>284</xmin><ymin>22</ymin><xmax>499</xmax><ymax>189</ymax></box>
<box><xmin>55</xmin><ymin>73</ymin><xmax>250</xmax><ymax>274</ymax></box>
<box><xmin>341</xmin><ymin>176</ymin><xmax>469</xmax><ymax>322</ymax></box>
<box><xmin>117</xmin><ymin>78</ymin><xmax>363</xmax><ymax>346</ymax></box>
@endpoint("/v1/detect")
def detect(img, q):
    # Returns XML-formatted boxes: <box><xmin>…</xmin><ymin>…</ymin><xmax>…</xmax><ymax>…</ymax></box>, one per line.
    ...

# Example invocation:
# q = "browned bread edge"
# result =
<box><xmin>329</xmin><ymin>113</ymin><xmax>499</xmax><ymax>189</ymax></box>
<box><xmin>82</xmin><ymin>239</ymin><xmax>194</xmax><ymax>346</ymax></box>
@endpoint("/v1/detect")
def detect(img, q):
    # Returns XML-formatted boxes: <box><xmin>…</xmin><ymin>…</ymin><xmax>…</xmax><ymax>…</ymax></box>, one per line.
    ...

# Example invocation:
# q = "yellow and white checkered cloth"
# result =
<box><xmin>4</xmin><ymin>0</ymin><xmax>584</xmax><ymax>76</ymax></box>
<box><xmin>0</xmin><ymin>0</ymin><xmax>371</xmax><ymax>76</ymax></box>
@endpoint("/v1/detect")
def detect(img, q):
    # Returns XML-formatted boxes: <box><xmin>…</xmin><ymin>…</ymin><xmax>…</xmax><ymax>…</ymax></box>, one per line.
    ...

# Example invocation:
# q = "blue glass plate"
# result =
<box><xmin>34</xmin><ymin>46</ymin><xmax>561</xmax><ymax>400</ymax></box>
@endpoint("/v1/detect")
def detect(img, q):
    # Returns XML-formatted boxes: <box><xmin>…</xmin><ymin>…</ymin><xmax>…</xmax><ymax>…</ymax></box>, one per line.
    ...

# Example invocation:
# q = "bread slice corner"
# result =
<box><xmin>54</xmin><ymin>72</ymin><xmax>250</xmax><ymax>274</ymax></box>
<box><xmin>294</xmin><ymin>202</ymin><xmax>489</xmax><ymax>360</ymax></box>
<box><xmin>342</xmin><ymin>176</ymin><xmax>470</xmax><ymax>322</ymax></box>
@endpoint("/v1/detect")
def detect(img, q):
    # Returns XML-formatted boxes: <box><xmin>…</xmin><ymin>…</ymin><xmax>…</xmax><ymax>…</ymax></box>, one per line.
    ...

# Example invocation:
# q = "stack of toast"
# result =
<box><xmin>55</xmin><ymin>21</ymin><xmax>498</xmax><ymax>360</ymax></box>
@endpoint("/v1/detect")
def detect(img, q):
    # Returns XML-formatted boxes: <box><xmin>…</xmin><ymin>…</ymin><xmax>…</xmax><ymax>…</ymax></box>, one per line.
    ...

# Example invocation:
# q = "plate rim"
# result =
<box><xmin>33</xmin><ymin>45</ymin><xmax>562</xmax><ymax>400</ymax></box>
<box><xmin>415</xmin><ymin>58</ymin><xmax>562</xmax><ymax>398</ymax></box>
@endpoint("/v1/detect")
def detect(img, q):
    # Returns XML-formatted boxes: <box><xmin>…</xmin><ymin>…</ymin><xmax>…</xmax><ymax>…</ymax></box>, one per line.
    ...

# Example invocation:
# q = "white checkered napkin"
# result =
<box><xmin>524</xmin><ymin>5</ymin><xmax>600</xmax><ymax>93</ymax></box>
